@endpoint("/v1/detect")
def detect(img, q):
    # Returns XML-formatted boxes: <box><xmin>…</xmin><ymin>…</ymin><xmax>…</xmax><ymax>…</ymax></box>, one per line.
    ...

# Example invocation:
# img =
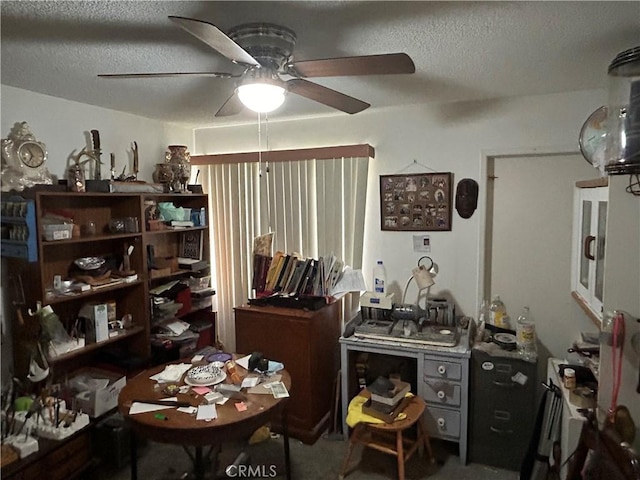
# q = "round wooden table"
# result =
<box><xmin>118</xmin><ymin>360</ymin><xmax>292</xmax><ymax>480</ymax></box>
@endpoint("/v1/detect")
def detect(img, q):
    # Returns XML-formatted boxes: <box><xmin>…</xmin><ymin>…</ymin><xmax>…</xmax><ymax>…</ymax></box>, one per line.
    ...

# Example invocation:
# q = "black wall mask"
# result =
<box><xmin>455</xmin><ymin>178</ymin><xmax>479</xmax><ymax>219</ymax></box>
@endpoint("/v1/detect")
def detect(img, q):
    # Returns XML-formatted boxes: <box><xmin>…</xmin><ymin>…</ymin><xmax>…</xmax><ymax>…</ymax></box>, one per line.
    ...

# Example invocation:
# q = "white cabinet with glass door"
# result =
<box><xmin>571</xmin><ymin>179</ymin><xmax>608</xmax><ymax>324</ymax></box>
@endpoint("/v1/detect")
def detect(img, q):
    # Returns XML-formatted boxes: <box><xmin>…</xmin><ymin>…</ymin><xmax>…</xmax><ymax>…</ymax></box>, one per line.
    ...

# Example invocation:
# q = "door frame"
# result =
<box><xmin>477</xmin><ymin>145</ymin><xmax>581</xmax><ymax>309</ymax></box>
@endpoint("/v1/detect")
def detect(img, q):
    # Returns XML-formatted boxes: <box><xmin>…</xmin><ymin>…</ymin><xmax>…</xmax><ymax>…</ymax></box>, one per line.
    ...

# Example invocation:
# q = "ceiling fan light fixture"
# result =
<box><xmin>238</xmin><ymin>82</ymin><xmax>286</xmax><ymax>113</ymax></box>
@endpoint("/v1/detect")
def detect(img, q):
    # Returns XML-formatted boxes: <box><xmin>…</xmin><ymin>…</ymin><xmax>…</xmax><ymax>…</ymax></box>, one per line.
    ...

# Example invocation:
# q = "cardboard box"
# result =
<box><xmin>81</xmin><ymin>303</ymin><xmax>109</xmax><ymax>343</ymax></box>
<box><xmin>73</xmin><ymin>368</ymin><xmax>126</xmax><ymax>417</ymax></box>
<box><xmin>360</xmin><ymin>292</ymin><xmax>394</xmax><ymax>310</ymax></box>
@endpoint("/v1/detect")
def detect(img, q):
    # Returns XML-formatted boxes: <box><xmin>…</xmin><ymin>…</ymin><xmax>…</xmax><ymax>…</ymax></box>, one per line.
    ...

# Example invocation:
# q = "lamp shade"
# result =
<box><xmin>237</xmin><ymin>82</ymin><xmax>286</xmax><ymax>113</ymax></box>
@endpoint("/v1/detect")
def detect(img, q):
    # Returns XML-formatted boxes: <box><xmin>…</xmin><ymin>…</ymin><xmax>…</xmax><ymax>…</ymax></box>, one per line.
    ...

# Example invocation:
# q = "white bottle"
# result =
<box><xmin>516</xmin><ymin>306</ymin><xmax>537</xmax><ymax>360</ymax></box>
<box><xmin>372</xmin><ymin>260</ymin><xmax>387</xmax><ymax>298</ymax></box>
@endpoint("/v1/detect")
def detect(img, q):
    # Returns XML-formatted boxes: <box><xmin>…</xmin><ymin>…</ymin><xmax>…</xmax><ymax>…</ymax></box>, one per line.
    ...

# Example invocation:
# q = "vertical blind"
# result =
<box><xmin>200</xmin><ymin>154</ymin><xmax>370</xmax><ymax>351</ymax></box>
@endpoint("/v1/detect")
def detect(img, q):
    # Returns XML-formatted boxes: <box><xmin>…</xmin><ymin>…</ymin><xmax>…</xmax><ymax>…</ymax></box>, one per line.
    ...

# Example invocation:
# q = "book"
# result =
<box><xmin>297</xmin><ymin>259</ymin><xmax>316</xmax><ymax>296</ymax></box>
<box><xmin>280</xmin><ymin>257</ymin><xmax>299</xmax><ymax>293</ymax></box>
<box><xmin>252</xmin><ymin>254</ymin><xmax>271</xmax><ymax>293</ymax></box>
<box><xmin>286</xmin><ymin>258</ymin><xmax>309</xmax><ymax>294</ymax></box>
<box><xmin>264</xmin><ymin>251</ymin><xmax>285</xmax><ymax>292</ymax></box>
<box><xmin>179</xmin><ymin>231</ymin><xmax>203</xmax><ymax>260</ymax></box>
<box><xmin>273</xmin><ymin>255</ymin><xmax>293</xmax><ymax>292</ymax></box>
<box><xmin>171</xmin><ymin>220</ymin><xmax>195</xmax><ymax>228</ymax></box>
<box><xmin>177</xmin><ymin>258</ymin><xmax>208</xmax><ymax>271</ymax></box>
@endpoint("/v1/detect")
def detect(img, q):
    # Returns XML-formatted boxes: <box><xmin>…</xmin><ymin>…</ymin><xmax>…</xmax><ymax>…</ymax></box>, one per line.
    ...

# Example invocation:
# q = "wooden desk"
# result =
<box><xmin>118</xmin><ymin>360</ymin><xmax>292</xmax><ymax>480</ymax></box>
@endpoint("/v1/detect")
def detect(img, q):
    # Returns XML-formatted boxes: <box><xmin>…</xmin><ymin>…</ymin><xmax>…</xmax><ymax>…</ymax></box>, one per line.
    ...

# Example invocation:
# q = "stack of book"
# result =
<box><xmin>363</xmin><ymin>377</ymin><xmax>411</xmax><ymax>422</ymax></box>
<box><xmin>253</xmin><ymin>251</ymin><xmax>345</xmax><ymax>298</ymax></box>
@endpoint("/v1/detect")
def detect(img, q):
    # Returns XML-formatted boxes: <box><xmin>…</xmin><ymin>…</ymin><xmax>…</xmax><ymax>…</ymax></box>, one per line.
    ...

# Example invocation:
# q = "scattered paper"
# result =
<box><xmin>248</xmin><ymin>374</ymin><xmax>283</xmax><ymax>394</ymax></box>
<box><xmin>129</xmin><ymin>402</ymin><xmax>174</xmax><ymax>415</ymax></box>
<box><xmin>192</xmin><ymin>386</ymin><xmax>211</xmax><ymax>395</ymax></box>
<box><xmin>196</xmin><ymin>404</ymin><xmax>217</xmax><ymax>421</ymax></box>
<box><xmin>191</xmin><ymin>355</ymin><xmax>204</xmax><ymax>362</ymax></box>
<box><xmin>149</xmin><ymin>363</ymin><xmax>192</xmax><ymax>383</ymax></box>
<box><xmin>235</xmin><ymin>402</ymin><xmax>248</xmax><ymax>412</ymax></box>
<box><xmin>236</xmin><ymin>355</ymin><xmax>251</xmax><ymax>370</ymax></box>
<box><xmin>270</xmin><ymin>381</ymin><xmax>290</xmax><ymax>399</ymax></box>
<box><xmin>164</xmin><ymin>320</ymin><xmax>191</xmax><ymax>336</ymax></box>
<box><xmin>178</xmin><ymin>406</ymin><xmax>198</xmax><ymax>415</ymax></box>
<box><xmin>159</xmin><ymin>397</ymin><xmax>178</xmax><ymax>402</ymax></box>
<box><xmin>241</xmin><ymin>376</ymin><xmax>260</xmax><ymax>388</ymax></box>
<box><xmin>331</xmin><ymin>267</ymin><xmax>366</xmax><ymax>295</ymax></box>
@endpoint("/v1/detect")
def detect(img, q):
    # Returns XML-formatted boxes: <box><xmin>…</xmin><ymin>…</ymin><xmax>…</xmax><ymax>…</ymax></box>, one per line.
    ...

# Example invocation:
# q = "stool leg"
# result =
<box><xmin>339</xmin><ymin>425</ymin><xmax>362</xmax><ymax>480</ymax></box>
<box><xmin>418</xmin><ymin>416</ymin><xmax>435</xmax><ymax>464</ymax></box>
<box><xmin>396</xmin><ymin>431</ymin><xmax>405</xmax><ymax>480</ymax></box>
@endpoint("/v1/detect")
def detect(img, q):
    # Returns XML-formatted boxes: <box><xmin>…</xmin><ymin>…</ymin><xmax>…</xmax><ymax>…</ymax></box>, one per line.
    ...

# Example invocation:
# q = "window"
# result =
<box><xmin>197</xmin><ymin>145</ymin><xmax>372</xmax><ymax>349</ymax></box>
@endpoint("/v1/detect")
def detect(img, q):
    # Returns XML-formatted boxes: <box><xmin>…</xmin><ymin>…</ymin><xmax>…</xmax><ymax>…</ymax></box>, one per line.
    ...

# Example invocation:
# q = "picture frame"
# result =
<box><xmin>179</xmin><ymin>230</ymin><xmax>203</xmax><ymax>259</ymax></box>
<box><xmin>380</xmin><ymin>172</ymin><xmax>453</xmax><ymax>231</ymax></box>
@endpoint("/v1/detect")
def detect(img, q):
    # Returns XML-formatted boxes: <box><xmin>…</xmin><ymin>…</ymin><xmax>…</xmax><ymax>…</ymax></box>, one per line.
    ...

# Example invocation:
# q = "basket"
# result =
<box><xmin>43</xmin><ymin>223</ymin><xmax>73</xmax><ymax>241</ymax></box>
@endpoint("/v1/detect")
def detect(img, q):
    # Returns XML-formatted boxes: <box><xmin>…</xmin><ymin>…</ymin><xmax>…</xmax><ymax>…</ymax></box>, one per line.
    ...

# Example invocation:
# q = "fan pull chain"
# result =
<box><xmin>257</xmin><ymin>111</ymin><xmax>263</xmax><ymax>176</ymax></box>
<box><xmin>264</xmin><ymin>113</ymin><xmax>272</xmax><ymax>232</ymax></box>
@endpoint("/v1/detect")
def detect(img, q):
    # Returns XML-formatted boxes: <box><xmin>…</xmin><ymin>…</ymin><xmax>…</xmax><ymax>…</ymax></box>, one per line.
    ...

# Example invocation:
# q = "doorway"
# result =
<box><xmin>484</xmin><ymin>152</ymin><xmax>596</xmax><ymax>358</ymax></box>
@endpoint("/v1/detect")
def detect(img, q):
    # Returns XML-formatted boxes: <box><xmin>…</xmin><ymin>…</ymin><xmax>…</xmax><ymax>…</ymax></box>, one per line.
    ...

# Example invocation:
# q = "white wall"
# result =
<box><xmin>1</xmin><ymin>85</ymin><xmax>192</xmax><ymax>381</ymax></box>
<box><xmin>194</xmin><ymin>89</ymin><xmax>609</xmax><ymax>359</ymax></box>
<box><xmin>1</xmin><ymin>85</ymin><xmax>193</xmax><ymax>184</ymax></box>
<box><xmin>1</xmin><ymin>84</ymin><xmax>621</xmax><ymax>360</ymax></box>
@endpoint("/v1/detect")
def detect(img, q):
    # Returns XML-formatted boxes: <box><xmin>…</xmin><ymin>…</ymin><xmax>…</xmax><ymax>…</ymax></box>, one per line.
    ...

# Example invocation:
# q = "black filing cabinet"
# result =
<box><xmin>469</xmin><ymin>349</ymin><xmax>538</xmax><ymax>470</ymax></box>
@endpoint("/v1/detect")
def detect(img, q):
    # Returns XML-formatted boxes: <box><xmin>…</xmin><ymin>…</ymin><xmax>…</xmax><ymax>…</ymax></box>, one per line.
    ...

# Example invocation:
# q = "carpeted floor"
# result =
<box><xmin>95</xmin><ymin>432</ymin><xmax>519</xmax><ymax>480</ymax></box>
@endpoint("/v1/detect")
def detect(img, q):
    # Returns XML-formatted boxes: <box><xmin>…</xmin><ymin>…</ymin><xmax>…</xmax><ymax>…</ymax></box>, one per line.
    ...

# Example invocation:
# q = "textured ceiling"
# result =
<box><xmin>2</xmin><ymin>1</ymin><xmax>639</xmax><ymax>128</ymax></box>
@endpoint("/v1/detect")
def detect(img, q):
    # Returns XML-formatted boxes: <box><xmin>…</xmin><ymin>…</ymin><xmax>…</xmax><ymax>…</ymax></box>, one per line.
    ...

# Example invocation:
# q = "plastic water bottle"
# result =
<box><xmin>372</xmin><ymin>260</ymin><xmax>387</xmax><ymax>298</ymax></box>
<box><xmin>478</xmin><ymin>299</ymin><xmax>490</xmax><ymax>325</ymax></box>
<box><xmin>489</xmin><ymin>295</ymin><xmax>507</xmax><ymax>327</ymax></box>
<box><xmin>516</xmin><ymin>306</ymin><xmax>537</xmax><ymax>360</ymax></box>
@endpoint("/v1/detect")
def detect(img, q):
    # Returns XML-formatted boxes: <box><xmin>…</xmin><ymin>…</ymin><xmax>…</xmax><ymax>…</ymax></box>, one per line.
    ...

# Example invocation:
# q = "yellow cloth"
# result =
<box><xmin>345</xmin><ymin>392</ymin><xmax>413</xmax><ymax>428</ymax></box>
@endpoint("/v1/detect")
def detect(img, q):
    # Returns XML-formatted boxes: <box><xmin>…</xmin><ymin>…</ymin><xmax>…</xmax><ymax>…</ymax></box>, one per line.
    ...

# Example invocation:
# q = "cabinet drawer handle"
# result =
<box><xmin>437</xmin><ymin>418</ymin><xmax>446</xmax><ymax>428</ymax></box>
<box><xmin>437</xmin><ymin>390</ymin><xmax>446</xmax><ymax>400</ymax></box>
<box><xmin>490</xmin><ymin>426</ymin><xmax>514</xmax><ymax>436</ymax></box>
<box><xmin>492</xmin><ymin>380</ymin><xmax>515</xmax><ymax>388</ymax></box>
<box><xmin>584</xmin><ymin>235</ymin><xmax>596</xmax><ymax>261</ymax></box>
<box><xmin>437</xmin><ymin>365</ymin><xmax>446</xmax><ymax>375</ymax></box>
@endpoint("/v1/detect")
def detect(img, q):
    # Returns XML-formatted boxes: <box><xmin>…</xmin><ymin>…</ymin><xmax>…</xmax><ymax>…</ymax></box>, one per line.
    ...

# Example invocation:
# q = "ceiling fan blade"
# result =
<box><xmin>168</xmin><ymin>16</ymin><xmax>260</xmax><ymax>67</ymax></box>
<box><xmin>215</xmin><ymin>92</ymin><xmax>244</xmax><ymax>117</ymax></box>
<box><xmin>287</xmin><ymin>79</ymin><xmax>369</xmax><ymax>114</ymax></box>
<box><xmin>98</xmin><ymin>72</ymin><xmax>237</xmax><ymax>79</ymax></box>
<box><xmin>289</xmin><ymin>53</ymin><xmax>415</xmax><ymax>78</ymax></box>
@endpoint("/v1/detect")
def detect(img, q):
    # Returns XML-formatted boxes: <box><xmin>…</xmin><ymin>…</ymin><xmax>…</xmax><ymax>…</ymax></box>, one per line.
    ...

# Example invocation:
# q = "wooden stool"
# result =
<box><xmin>340</xmin><ymin>395</ymin><xmax>435</xmax><ymax>480</ymax></box>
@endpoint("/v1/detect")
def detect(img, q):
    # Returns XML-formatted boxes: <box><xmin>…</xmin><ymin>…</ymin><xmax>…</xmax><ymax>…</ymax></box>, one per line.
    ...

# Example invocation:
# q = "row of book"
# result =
<box><xmin>253</xmin><ymin>251</ymin><xmax>345</xmax><ymax>297</ymax></box>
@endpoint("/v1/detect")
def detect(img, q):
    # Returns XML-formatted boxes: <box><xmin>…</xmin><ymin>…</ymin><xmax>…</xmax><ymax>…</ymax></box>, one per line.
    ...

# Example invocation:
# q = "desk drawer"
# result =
<box><xmin>423</xmin><ymin>357</ymin><xmax>462</xmax><ymax>381</ymax></box>
<box><xmin>422</xmin><ymin>380</ymin><xmax>461</xmax><ymax>407</ymax></box>
<box><xmin>422</xmin><ymin>405</ymin><xmax>460</xmax><ymax>440</ymax></box>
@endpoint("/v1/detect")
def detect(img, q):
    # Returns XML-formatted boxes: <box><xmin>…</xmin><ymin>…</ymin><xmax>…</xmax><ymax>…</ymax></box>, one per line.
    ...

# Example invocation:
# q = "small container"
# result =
<box><xmin>83</xmin><ymin>221</ymin><xmax>97</xmax><ymax>236</ymax></box>
<box><xmin>563</xmin><ymin>368</ymin><xmax>576</xmax><ymax>390</ymax></box>
<box><xmin>124</xmin><ymin>217</ymin><xmax>139</xmax><ymax>233</ymax></box>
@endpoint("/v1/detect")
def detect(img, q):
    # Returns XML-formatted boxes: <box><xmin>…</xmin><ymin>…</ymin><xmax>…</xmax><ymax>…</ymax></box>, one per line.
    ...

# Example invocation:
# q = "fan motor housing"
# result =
<box><xmin>228</xmin><ymin>23</ymin><xmax>297</xmax><ymax>70</ymax></box>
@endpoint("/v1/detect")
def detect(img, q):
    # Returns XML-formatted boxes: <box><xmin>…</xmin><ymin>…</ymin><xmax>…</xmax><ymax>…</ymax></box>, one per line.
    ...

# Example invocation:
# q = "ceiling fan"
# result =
<box><xmin>98</xmin><ymin>16</ymin><xmax>416</xmax><ymax>117</ymax></box>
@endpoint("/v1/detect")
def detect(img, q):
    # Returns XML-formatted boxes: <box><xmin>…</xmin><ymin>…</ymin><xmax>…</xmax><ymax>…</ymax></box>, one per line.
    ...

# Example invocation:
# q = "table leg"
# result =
<box><xmin>194</xmin><ymin>446</ymin><xmax>204</xmax><ymax>480</ymax></box>
<box><xmin>282</xmin><ymin>407</ymin><xmax>291</xmax><ymax>480</ymax></box>
<box><xmin>130</xmin><ymin>429</ymin><xmax>138</xmax><ymax>480</ymax></box>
